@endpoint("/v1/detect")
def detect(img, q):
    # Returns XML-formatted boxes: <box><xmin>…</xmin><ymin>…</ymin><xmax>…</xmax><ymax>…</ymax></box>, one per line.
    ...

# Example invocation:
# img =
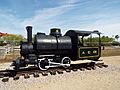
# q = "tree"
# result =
<box><xmin>101</xmin><ymin>36</ymin><xmax>114</xmax><ymax>42</ymax></box>
<box><xmin>0</xmin><ymin>34</ymin><xmax>25</xmax><ymax>46</ymax></box>
<box><xmin>84</xmin><ymin>36</ymin><xmax>114</xmax><ymax>43</ymax></box>
<box><xmin>115</xmin><ymin>35</ymin><xmax>119</xmax><ymax>41</ymax></box>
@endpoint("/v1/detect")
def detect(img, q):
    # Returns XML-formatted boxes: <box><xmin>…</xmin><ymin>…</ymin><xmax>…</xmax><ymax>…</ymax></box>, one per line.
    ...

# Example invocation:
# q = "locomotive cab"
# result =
<box><xmin>65</xmin><ymin>30</ymin><xmax>101</xmax><ymax>60</ymax></box>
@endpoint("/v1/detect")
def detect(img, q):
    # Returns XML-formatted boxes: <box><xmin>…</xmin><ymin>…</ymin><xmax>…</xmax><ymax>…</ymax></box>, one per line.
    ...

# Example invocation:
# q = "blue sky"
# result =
<box><xmin>0</xmin><ymin>0</ymin><xmax>120</xmax><ymax>39</ymax></box>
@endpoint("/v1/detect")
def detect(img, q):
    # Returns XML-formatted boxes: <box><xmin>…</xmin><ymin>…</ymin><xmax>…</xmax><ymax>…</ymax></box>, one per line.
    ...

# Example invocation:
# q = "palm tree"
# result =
<box><xmin>115</xmin><ymin>35</ymin><xmax>119</xmax><ymax>41</ymax></box>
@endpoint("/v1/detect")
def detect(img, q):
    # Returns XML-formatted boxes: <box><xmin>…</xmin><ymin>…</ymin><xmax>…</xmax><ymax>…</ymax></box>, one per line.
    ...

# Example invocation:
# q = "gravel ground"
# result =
<box><xmin>0</xmin><ymin>56</ymin><xmax>120</xmax><ymax>90</ymax></box>
<box><xmin>0</xmin><ymin>63</ymin><xmax>11</xmax><ymax>70</ymax></box>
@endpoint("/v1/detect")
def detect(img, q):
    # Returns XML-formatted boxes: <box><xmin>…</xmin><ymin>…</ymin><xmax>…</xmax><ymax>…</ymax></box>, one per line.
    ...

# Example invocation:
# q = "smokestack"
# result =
<box><xmin>26</xmin><ymin>26</ymin><xmax>32</xmax><ymax>43</ymax></box>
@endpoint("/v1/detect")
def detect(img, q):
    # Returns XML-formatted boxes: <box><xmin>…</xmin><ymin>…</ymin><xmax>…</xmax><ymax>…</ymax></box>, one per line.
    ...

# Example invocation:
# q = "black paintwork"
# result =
<box><xmin>13</xmin><ymin>26</ymin><xmax>102</xmax><ymax>70</ymax></box>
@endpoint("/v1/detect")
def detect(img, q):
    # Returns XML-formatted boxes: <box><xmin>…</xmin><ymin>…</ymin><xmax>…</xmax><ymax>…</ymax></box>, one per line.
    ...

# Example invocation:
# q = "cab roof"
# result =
<box><xmin>65</xmin><ymin>30</ymin><xmax>102</xmax><ymax>36</ymax></box>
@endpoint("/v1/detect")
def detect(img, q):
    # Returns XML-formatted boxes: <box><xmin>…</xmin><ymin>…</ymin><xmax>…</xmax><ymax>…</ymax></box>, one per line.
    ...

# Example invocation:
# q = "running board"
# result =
<box><xmin>71</xmin><ymin>60</ymin><xmax>103</xmax><ymax>64</ymax></box>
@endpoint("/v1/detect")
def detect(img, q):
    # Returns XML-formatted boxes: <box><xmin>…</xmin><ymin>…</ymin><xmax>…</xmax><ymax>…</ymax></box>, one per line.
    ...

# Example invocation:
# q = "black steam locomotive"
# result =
<box><xmin>12</xmin><ymin>26</ymin><xmax>101</xmax><ymax>71</ymax></box>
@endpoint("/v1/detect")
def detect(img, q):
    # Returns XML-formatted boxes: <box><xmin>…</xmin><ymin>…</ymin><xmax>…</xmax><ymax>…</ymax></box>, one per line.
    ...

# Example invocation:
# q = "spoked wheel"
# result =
<box><xmin>37</xmin><ymin>58</ymin><xmax>49</xmax><ymax>70</ymax></box>
<box><xmin>61</xmin><ymin>57</ymin><xmax>71</xmax><ymax>68</ymax></box>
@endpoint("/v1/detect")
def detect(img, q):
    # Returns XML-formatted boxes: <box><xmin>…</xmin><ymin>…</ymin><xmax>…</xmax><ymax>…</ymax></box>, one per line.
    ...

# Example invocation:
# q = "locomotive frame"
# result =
<box><xmin>11</xmin><ymin>26</ymin><xmax>102</xmax><ymax>71</ymax></box>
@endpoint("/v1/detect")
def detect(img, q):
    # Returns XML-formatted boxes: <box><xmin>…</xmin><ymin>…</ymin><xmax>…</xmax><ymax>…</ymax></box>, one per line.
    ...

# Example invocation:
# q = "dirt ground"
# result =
<box><xmin>0</xmin><ymin>56</ymin><xmax>120</xmax><ymax>90</ymax></box>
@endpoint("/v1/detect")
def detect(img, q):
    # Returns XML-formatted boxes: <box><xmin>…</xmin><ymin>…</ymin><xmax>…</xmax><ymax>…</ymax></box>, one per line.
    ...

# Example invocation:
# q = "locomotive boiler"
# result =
<box><xmin>12</xmin><ymin>26</ymin><xmax>101</xmax><ymax>71</ymax></box>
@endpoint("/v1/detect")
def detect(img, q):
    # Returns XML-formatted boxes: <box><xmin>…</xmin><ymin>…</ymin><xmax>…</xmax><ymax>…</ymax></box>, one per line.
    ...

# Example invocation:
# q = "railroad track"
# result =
<box><xmin>0</xmin><ymin>62</ymin><xmax>108</xmax><ymax>82</ymax></box>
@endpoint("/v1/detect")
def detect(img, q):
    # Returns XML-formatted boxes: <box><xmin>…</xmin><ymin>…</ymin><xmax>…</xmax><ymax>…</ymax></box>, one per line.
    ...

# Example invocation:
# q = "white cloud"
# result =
<box><xmin>58</xmin><ymin>0</ymin><xmax>80</xmax><ymax>5</ymax></box>
<box><xmin>22</xmin><ymin>2</ymin><xmax>77</xmax><ymax>34</ymax></box>
<box><xmin>0</xmin><ymin>0</ymin><xmax>120</xmax><ymax>40</ymax></box>
<box><xmin>0</xmin><ymin>0</ymin><xmax>77</xmax><ymax>36</ymax></box>
<box><xmin>0</xmin><ymin>13</ymin><xmax>23</xmax><ymax>33</ymax></box>
<box><xmin>81</xmin><ymin>18</ymin><xmax>120</xmax><ymax>40</ymax></box>
<box><xmin>23</xmin><ymin>5</ymin><xmax>74</xmax><ymax>24</ymax></box>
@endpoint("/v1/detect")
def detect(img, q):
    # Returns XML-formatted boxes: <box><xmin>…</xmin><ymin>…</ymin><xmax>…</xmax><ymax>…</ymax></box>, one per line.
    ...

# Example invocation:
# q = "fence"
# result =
<box><xmin>0</xmin><ymin>48</ymin><xmax>7</xmax><ymax>59</ymax></box>
<box><xmin>0</xmin><ymin>46</ymin><xmax>18</xmax><ymax>60</ymax></box>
